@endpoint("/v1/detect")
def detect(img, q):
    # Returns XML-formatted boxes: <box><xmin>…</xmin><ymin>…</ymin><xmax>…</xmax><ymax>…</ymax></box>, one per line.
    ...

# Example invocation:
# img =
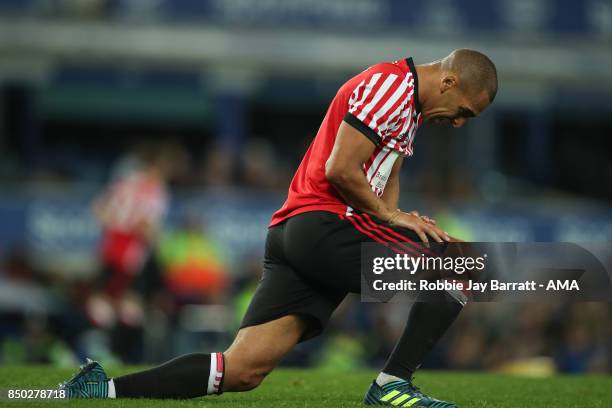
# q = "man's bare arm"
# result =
<box><xmin>380</xmin><ymin>156</ymin><xmax>403</xmax><ymax>211</ymax></box>
<box><xmin>325</xmin><ymin>121</ymin><xmax>396</xmax><ymax>221</ymax></box>
<box><xmin>326</xmin><ymin>121</ymin><xmax>448</xmax><ymax>243</ymax></box>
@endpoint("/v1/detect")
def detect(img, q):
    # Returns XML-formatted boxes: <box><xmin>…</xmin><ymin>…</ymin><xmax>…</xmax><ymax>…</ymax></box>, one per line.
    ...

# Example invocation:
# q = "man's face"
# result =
<box><xmin>425</xmin><ymin>76</ymin><xmax>491</xmax><ymax>128</ymax></box>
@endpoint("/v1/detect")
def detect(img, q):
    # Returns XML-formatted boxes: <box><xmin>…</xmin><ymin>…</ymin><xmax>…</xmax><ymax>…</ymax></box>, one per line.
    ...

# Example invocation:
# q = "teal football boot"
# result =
<box><xmin>59</xmin><ymin>358</ymin><xmax>110</xmax><ymax>399</ymax></box>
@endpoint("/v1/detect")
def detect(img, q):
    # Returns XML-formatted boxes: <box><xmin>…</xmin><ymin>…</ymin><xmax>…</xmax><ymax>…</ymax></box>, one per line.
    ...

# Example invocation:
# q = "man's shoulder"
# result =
<box><xmin>360</xmin><ymin>59</ymin><xmax>409</xmax><ymax>78</ymax></box>
<box><xmin>338</xmin><ymin>59</ymin><xmax>410</xmax><ymax>96</ymax></box>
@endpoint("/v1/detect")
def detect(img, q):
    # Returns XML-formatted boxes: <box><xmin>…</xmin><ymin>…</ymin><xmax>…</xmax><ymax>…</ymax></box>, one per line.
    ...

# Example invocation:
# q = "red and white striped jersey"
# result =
<box><xmin>100</xmin><ymin>171</ymin><xmax>169</xmax><ymax>234</ymax></box>
<box><xmin>270</xmin><ymin>58</ymin><xmax>422</xmax><ymax>226</ymax></box>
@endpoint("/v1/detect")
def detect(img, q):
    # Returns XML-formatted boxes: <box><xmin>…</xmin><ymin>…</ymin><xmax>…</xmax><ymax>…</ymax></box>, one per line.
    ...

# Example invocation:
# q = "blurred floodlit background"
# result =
<box><xmin>0</xmin><ymin>0</ymin><xmax>611</xmax><ymax>376</ymax></box>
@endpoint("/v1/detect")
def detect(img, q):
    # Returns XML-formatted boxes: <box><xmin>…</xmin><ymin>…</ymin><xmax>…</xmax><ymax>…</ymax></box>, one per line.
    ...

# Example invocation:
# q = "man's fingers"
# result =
<box><xmin>416</xmin><ymin>214</ymin><xmax>436</xmax><ymax>225</ymax></box>
<box><xmin>432</xmin><ymin>225</ymin><xmax>451</xmax><ymax>241</ymax></box>
<box><xmin>415</xmin><ymin>228</ymin><xmax>429</xmax><ymax>248</ymax></box>
<box><xmin>422</xmin><ymin>225</ymin><xmax>443</xmax><ymax>243</ymax></box>
<box><xmin>413</xmin><ymin>226</ymin><xmax>429</xmax><ymax>245</ymax></box>
<box><xmin>422</xmin><ymin>216</ymin><xmax>436</xmax><ymax>225</ymax></box>
<box><xmin>407</xmin><ymin>211</ymin><xmax>436</xmax><ymax>225</ymax></box>
<box><xmin>423</xmin><ymin>222</ymin><xmax>449</xmax><ymax>241</ymax></box>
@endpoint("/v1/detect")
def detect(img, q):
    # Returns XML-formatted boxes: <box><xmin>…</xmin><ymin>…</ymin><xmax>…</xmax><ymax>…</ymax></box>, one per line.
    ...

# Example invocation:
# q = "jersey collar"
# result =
<box><xmin>406</xmin><ymin>57</ymin><xmax>422</xmax><ymax>115</ymax></box>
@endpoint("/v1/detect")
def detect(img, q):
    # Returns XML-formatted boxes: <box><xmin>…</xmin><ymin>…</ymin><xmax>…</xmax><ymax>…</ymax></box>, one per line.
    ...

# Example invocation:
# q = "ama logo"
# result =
<box><xmin>546</xmin><ymin>280</ymin><xmax>580</xmax><ymax>291</ymax></box>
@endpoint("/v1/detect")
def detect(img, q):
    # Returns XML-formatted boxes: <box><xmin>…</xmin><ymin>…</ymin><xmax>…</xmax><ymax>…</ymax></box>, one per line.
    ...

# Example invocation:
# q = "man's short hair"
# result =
<box><xmin>442</xmin><ymin>49</ymin><xmax>498</xmax><ymax>103</ymax></box>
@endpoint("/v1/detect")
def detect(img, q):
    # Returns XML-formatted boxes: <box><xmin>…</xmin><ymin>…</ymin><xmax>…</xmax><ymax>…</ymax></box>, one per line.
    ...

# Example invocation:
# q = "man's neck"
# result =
<box><xmin>414</xmin><ymin>62</ymin><xmax>441</xmax><ymax>116</ymax></box>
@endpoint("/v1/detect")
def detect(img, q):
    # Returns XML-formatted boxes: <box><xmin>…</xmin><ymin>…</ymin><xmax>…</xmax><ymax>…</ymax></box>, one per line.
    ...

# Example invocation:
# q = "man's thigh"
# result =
<box><xmin>240</xmin><ymin>262</ymin><xmax>345</xmax><ymax>342</ymax></box>
<box><xmin>240</xmin><ymin>224</ymin><xmax>346</xmax><ymax>342</ymax></box>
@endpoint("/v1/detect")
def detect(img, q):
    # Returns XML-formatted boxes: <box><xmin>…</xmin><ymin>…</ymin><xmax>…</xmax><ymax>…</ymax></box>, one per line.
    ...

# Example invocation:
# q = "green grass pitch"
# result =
<box><xmin>1</xmin><ymin>365</ymin><xmax>610</xmax><ymax>407</ymax></box>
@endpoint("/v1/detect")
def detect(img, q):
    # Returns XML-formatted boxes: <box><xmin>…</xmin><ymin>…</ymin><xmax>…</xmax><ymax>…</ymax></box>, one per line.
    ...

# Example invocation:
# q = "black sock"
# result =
<box><xmin>114</xmin><ymin>352</ymin><xmax>224</xmax><ymax>399</ymax></box>
<box><xmin>382</xmin><ymin>291</ymin><xmax>464</xmax><ymax>380</ymax></box>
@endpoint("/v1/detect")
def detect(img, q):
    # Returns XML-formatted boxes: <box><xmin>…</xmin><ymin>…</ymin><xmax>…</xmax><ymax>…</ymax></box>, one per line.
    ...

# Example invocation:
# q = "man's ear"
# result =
<box><xmin>440</xmin><ymin>74</ymin><xmax>458</xmax><ymax>93</ymax></box>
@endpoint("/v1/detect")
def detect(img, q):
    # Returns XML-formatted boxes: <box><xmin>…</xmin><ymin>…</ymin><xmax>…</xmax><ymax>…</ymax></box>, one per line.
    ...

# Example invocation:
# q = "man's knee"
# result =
<box><xmin>234</xmin><ymin>365</ymin><xmax>273</xmax><ymax>391</ymax></box>
<box><xmin>223</xmin><ymin>347</ymin><xmax>278</xmax><ymax>391</ymax></box>
<box><xmin>222</xmin><ymin>316</ymin><xmax>307</xmax><ymax>392</ymax></box>
<box><xmin>224</xmin><ymin>347</ymin><xmax>275</xmax><ymax>391</ymax></box>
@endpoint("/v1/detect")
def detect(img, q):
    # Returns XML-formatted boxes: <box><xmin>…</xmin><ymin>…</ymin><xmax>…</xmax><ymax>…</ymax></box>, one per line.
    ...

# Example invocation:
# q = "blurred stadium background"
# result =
<box><xmin>0</xmin><ymin>0</ymin><xmax>610</xmax><ymax>378</ymax></box>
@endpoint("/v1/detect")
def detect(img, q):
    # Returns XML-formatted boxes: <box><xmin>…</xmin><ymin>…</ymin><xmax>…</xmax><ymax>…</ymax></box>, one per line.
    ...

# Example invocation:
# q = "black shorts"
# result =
<box><xmin>240</xmin><ymin>210</ymin><xmax>438</xmax><ymax>342</ymax></box>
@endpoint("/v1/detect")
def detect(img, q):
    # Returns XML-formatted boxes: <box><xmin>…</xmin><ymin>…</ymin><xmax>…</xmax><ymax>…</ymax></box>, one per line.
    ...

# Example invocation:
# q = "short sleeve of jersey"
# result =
<box><xmin>344</xmin><ymin>67</ymin><xmax>414</xmax><ymax>147</ymax></box>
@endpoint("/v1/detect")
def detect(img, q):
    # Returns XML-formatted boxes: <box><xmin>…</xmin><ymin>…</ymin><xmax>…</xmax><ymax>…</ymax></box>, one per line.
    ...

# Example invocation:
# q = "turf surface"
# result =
<box><xmin>0</xmin><ymin>365</ymin><xmax>610</xmax><ymax>407</ymax></box>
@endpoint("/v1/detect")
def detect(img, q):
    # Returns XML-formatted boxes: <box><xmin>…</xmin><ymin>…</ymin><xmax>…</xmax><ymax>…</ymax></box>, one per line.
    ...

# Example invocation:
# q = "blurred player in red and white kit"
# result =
<box><xmin>93</xmin><ymin>151</ymin><xmax>169</xmax><ymax>297</ymax></box>
<box><xmin>62</xmin><ymin>50</ymin><xmax>497</xmax><ymax>407</ymax></box>
<box><xmin>87</xmin><ymin>145</ymin><xmax>180</xmax><ymax>361</ymax></box>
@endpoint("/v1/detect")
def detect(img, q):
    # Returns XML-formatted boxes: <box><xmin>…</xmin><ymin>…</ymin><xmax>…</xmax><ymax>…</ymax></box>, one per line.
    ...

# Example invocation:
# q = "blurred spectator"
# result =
<box><xmin>157</xmin><ymin>215</ymin><xmax>230</xmax><ymax>303</ymax></box>
<box><xmin>200</xmin><ymin>144</ymin><xmax>234</xmax><ymax>188</ymax></box>
<box><xmin>0</xmin><ymin>248</ymin><xmax>77</xmax><ymax>366</ymax></box>
<box><xmin>240</xmin><ymin>138</ymin><xmax>291</xmax><ymax>190</ymax></box>
<box><xmin>555</xmin><ymin>303</ymin><xmax>612</xmax><ymax>373</ymax></box>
